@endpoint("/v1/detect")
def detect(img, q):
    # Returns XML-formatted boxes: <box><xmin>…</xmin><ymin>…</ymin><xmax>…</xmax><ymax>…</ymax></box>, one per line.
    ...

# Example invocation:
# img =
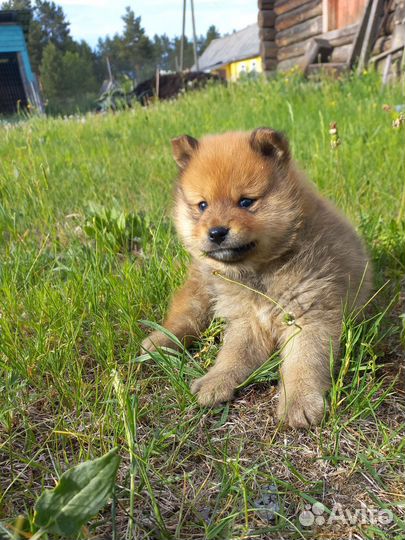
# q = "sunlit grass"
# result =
<box><xmin>0</xmin><ymin>71</ymin><xmax>404</xmax><ymax>539</ymax></box>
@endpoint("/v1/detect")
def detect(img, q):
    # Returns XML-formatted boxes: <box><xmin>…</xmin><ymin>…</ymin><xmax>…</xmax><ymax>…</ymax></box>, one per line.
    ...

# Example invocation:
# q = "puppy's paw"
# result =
<box><xmin>277</xmin><ymin>387</ymin><xmax>325</xmax><ymax>428</ymax></box>
<box><xmin>191</xmin><ymin>372</ymin><xmax>236</xmax><ymax>406</ymax></box>
<box><xmin>141</xmin><ymin>331</ymin><xmax>173</xmax><ymax>353</ymax></box>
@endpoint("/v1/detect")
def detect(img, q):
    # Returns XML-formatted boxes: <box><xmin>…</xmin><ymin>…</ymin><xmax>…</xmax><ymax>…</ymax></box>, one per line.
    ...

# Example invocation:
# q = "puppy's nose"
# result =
<box><xmin>208</xmin><ymin>226</ymin><xmax>229</xmax><ymax>244</ymax></box>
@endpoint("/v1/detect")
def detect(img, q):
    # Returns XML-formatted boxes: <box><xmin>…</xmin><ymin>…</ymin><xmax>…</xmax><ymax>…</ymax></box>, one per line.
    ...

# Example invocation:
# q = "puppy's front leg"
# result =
<box><xmin>142</xmin><ymin>267</ymin><xmax>212</xmax><ymax>352</ymax></box>
<box><xmin>277</xmin><ymin>319</ymin><xmax>341</xmax><ymax>428</ymax></box>
<box><xmin>191</xmin><ymin>322</ymin><xmax>274</xmax><ymax>406</ymax></box>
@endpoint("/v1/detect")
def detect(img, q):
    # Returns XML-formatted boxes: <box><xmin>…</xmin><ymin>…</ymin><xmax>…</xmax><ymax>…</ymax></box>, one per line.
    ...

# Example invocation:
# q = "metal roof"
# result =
<box><xmin>195</xmin><ymin>23</ymin><xmax>260</xmax><ymax>72</ymax></box>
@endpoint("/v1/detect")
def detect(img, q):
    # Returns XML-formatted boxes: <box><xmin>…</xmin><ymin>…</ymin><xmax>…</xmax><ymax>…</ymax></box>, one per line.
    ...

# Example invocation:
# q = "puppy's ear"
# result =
<box><xmin>250</xmin><ymin>127</ymin><xmax>290</xmax><ymax>164</ymax></box>
<box><xmin>171</xmin><ymin>135</ymin><xmax>199</xmax><ymax>169</ymax></box>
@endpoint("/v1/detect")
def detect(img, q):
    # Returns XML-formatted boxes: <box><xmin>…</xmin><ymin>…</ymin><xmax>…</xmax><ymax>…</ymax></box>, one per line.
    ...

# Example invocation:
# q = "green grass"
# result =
<box><xmin>0</xmin><ymin>72</ymin><xmax>405</xmax><ymax>539</ymax></box>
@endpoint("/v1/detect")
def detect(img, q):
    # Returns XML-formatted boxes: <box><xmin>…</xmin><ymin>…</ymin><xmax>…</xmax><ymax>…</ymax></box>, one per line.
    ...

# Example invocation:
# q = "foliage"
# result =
<box><xmin>29</xmin><ymin>0</ymin><xmax>73</xmax><ymax>67</ymax></box>
<box><xmin>62</xmin><ymin>50</ymin><xmax>97</xmax><ymax>95</ymax></box>
<box><xmin>97</xmin><ymin>7</ymin><xmax>155</xmax><ymax>82</ymax></box>
<box><xmin>39</xmin><ymin>42</ymin><xmax>64</xmax><ymax>101</ymax></box>
<box><xmin>96</xmin><ymin>8</ymin><xmax>218</xmax><ymax>80</ymax></box>
<box><xmin>1</xmin><ymin>0</ymin><xmax>222</xmax><ymax>114</ymax></box>
<box><xmin>0</xmin><ymin>0</ymin><xmax>30</xmax><ymax>8</ymax></box>
<box><xmin>33</xmin><ymin>448</ymin><xmax>120</xmax><ymax>537</ymax></box>
<box><xmin>83</xmin><ymin>203</ymin><xmax>151</xmax><ymax>253</ymax></box>
<box><xmin>200</xmin><ymin>24</ymin><xmax>220</xmax><ymax>55</ymax></box>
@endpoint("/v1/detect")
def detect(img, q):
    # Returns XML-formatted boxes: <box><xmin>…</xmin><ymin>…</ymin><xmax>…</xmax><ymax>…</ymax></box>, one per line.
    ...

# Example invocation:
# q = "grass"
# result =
<box><xmin>0</xmin><ymin>71</ymin><xmax>404</xmax><ymax>539</ymax></box>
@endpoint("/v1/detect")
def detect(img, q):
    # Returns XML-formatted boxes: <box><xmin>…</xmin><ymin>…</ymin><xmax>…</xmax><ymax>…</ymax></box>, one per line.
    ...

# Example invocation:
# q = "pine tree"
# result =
<box><xmin>35</xmin><ymin>0</ymin><xmax>72</xmax><ymax>50</ymax></box>
<box><xmin>97</xmin><ymin>7</ymin><xmax>155</xmax><ymax>83</ymax></box>
<box><xmin>153</xmin><ymin>34</ymin><xmax>171</xmax><ymax>71</ymax></box>
<box><xmin>200</xmin><ymin>25</ymin><xmax>220</xmax><ymax>54</ymax></box>
<box><xmin>27</xmin><ymin>0</ymin><xmax>73</xmax><ymax>72</ymax></box>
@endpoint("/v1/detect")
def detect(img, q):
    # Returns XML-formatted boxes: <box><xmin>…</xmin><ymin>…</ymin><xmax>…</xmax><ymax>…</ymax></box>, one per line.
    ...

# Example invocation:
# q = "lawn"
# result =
<box><xmin>0</xmin><ymin>73</ymin><xmax>404</xmax><ymax>540</ymax></box>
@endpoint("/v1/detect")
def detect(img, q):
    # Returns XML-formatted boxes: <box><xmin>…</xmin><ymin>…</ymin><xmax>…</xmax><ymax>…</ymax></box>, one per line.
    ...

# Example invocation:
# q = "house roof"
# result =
<box><xmin>0</xmin><ymin>10</ymin><xmax>31</xmax><ymax>36</ymax></box>
<box><xmin>195</xmin><ymin>23</ymin><xmax>260</xmax><ymax>71</ymax></box>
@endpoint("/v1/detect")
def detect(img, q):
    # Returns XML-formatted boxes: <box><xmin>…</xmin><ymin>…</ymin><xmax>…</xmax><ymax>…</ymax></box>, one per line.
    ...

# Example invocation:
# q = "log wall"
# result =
<box><xmin>275</xmin><ymin>0</ymin><xmax>323</xmax><ymax>70</ymax></box>
<box><xmin>258</xmin><ymin>0</ymin><xmax>402</xmax><ymax>73</ymax></box>
<box><xmin>369</xmin><ymin>0</ymin><xmax>402</xmax><ymax>71</ymax></box>
<box><xmin>258</xmin><ymin>0</ymin><xmax>277</xmax><ymax>72</ymax></box>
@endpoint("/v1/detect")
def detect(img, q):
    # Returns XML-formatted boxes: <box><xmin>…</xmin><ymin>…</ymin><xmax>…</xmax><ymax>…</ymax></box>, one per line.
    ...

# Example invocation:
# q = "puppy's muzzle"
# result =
<box><xmin>208</xmin><ymin>226</ymin><xmax>229</xmax><ymax>245</ymax></box>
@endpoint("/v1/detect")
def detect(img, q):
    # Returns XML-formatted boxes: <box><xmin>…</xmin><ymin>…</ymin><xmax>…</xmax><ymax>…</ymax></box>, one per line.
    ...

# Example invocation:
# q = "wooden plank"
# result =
<box><xmin>330</xmin><ymin>43</ymin><xmax>352</xmax><ymax>63</ymax></box>
<box><xmin>322</xmin><ymin>22</ymin><xmax>358</xmax><ymax>47</ymax></box>
<box><xmin>275</xmin><ymin>0</ymin><xmax>322</xmax><ymax>32</ymax></box>
<box><xmin>274</xmin><ymin>0</ymin><xmax>315</xmax><ymax>16</ymax></box>
<box><xmin>373</xmin><ymin>35</ymin><xmax>392</xmax><ymax>54</ymax></box>
<box><xmin>383</xmin><ymin>11</ymin><xmax>396</xmax><ymax>36</ymax></box>
<box><xmin>357</xmin><ymin>0</ymin><xmax>386</xmax><ymax>72</ymax></box>
<box><xmin>277</xmin><ymin>57</ymin><xmax>299</xmax><ymax>70</ymax></box>
<box><xmin>322</xmin><ymin>0</ymin><xmax>328</xmax><ymax>32</ymax></box>
<box><xmin>348</xmin><ymin>0</ymin><xmax>373</xmax><ymax>68</ymax></box>
<box><xmin>260</xmin><ymin>27</ymin><xmax>277</xmax><ymax>40</ymax></box>
<box><xmin>391</xmin><ymin>0</ymin><xmax>405</xmax><ymax>48</ymax></box>
<box><xmin>370</xmin><ymin>44</ymin><xmax>405</xmax><ymax>62</ymax></box>
<box><xmin>382</xmin><ymin>51</ymin><xmax>392</xmax><ymax>84</ymax></box>
<box><xmin>16</xmin><ymin>52</ymin><xmax>30</xmax><ymax>105</ymax></box>
<box><xmin>258</xmin><ymin>10</ymin><xmax>276</xmax><ymax>27</ymax></box>
<box><xmin>334</xmin><ymin>0</ymin><xmax>366</xmax><ymax>30</ymax></box>
<box><xmin>263</xmin><ymin>58</ymin><xmax>278</xmax><ymax>71</ymax></box>
<box><xmin>327</xmin><ymin>0</ymin><xmax>337</xmax><ymax>30</ymax></box>
<box><xmin>307</xmin><ymin>62</ymin><xmax>348</xmax><ymax>76</ymax></box>
<box><xmin>278</xmin><ymin>36</ymin><xmax>316</xmax><ymax>61</ymax></box>
<box><xmin>276</xmin><ymin>15</ymin><xmax>322</xmax><ymax>47</ymax></box>
<box><xmin>260</xmin><ymin>41</ymin><xmax>278</xmax><ymax>59</ymax></box>
<box><xmin>258</xmin><ymin>0</ymin><xmax>275</xmax><ymax>8</ymax></box>
<box><xmin>299</xmin><ymin>37</ymin><xmax>333</xmax><ymax>74</ymax></box>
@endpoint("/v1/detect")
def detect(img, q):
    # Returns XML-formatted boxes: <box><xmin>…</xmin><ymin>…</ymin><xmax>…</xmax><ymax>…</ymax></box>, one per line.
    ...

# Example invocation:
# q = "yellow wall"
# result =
<box><xmin>220</xmin><ymin>56</ymin><xmax>262</xmax><ymax>82</ymax></box>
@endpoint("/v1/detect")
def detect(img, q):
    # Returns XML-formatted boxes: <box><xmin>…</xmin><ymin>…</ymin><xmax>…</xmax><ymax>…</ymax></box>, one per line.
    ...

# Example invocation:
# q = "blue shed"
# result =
<box><xmin>0</xmin><ymin>9</ymin><xmax>43</xmax><ymax>114</ymax></box>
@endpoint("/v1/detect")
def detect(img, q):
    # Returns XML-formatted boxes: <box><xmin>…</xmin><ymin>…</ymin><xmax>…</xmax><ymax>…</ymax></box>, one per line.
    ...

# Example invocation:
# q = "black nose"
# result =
<box><xmin>208</xmin><ymin>226</ymin><xmax>229</xmax><ymax>244</ymax></box>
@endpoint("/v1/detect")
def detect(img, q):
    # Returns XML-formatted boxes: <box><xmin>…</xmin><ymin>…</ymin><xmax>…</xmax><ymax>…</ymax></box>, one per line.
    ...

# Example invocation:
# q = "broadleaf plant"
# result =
<box><xmin>33</xmin><ymin>448</ymin><xmax>120</xmax><ymax>537</ymax></box>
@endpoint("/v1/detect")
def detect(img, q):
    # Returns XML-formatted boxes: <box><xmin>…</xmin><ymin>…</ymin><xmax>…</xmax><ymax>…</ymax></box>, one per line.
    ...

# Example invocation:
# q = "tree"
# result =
<box><xmin>2</xmin><ymin>0</ymin><xmax>222</xmax><ymax>110</ymax></box>
<box><xmin>28</xmin><ymin>17</ymin><xmax>45</xmax><ymax>72</ymax></box>
<box><xmin>200</xmin><ymin>25</ymin><xmax>220</xmax><ymax>54</ymax></box>
<box><xmin>1</xmin><ymin>0</ymin><xmax>31</xmax><ymax>8</ymax></box>
<box><xmin>39</xmin><ymin>41</ymin><xmax>64</xmax><ymax>102</ymax></box>
<box><xmin>34</xmin><ymin>0</ymin><xmax>72</xmax><ymax>49</ymax></box>
<box><xmin>167</xmin><ymin>35</ymin><xmax>194</xmax><ymax>71</ymax></box>
<box><xmin>62</xmin><ymin>49</ymin><xmax>97</xmax><ymax>97</ymax></box>
<box><xmin>153</xmin><ymin>34</ymin><xmax>172</xmax><ymax>71</ymax></box>
<box><xmin>40</xmin><ymin>42</ymin><xmax>98</xmax><ymax>113</ymax></box>
<box><xmin>97</xmin><ymin>7</ymin><xmax>155</xmax><ymax>83</ymax></box>
<box><xmin>27</xmin><ymin>0</ymin><xmax>73</xmax><ymax>72</ymax></box>
<box><xmin>1</xmin><ymin>0</ymin><xmax>73</xmax><ymax>73</ymax></box>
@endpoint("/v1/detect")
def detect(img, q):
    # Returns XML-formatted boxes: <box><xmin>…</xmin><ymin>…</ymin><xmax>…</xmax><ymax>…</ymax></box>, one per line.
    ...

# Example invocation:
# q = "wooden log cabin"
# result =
<box><xmin>259</xmin><ymin>0</ymin><xmax>405</xmax><ymax>77</ymax></box>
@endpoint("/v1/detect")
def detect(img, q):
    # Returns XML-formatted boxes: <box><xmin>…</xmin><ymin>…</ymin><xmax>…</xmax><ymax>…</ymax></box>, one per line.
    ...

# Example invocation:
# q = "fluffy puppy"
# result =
<box><xmin>142</xmin><ymin>128</ymin><xmax>372</xmax><ymax>428</ymax></box>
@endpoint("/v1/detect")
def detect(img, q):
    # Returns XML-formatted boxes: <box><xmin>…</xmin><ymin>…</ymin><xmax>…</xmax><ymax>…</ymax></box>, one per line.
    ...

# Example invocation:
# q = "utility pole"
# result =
<box><xmin>190</xmin><ymin>0</ymin><xmax>199</xmax><ymax>70</ymax></box>
<box><xmin>180</xmin><ymin>0</ymin><xmax>186</xmax><ymax>71</ymax></box>
<box><xmin>106</xmin><ymin>56</ymin><xmax>113</xmax><ymax>82</ymax></box>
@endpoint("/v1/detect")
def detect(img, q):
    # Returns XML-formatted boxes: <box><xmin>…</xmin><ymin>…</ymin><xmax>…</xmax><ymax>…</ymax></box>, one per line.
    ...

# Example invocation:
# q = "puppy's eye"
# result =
<box><xmin>239</xmin><ymin>198</ymin><xmax>255</xmax><ymax>208</ymax></box>
<box><xmin>198</xmin><ymin>201</ymin><xmax>208</xmax><ymax>212</ymax></box>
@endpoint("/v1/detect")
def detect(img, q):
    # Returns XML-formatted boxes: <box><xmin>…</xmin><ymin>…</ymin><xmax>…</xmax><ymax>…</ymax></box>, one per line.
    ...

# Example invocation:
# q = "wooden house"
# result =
<box><xmin>259</xmin><ymin>0</ymin><xmax>405</xmax><ymax>78</ymax></box>
<box><xmin>196</xmin><ymin>24</ymin><xmax>263</xmax><ymax>81</ymax></box>
<box><xmin>0</xmin><ymin>9</ymin><xmax>43</xmax><ymax>115</ymax></box>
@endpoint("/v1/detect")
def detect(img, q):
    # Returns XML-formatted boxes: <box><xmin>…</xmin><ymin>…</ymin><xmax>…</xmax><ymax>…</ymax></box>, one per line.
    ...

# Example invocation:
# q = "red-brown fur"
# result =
<box><xmin>142</xmin><ymin>128</ymin><xmax>372</xmax><ymax>428</ymax></box>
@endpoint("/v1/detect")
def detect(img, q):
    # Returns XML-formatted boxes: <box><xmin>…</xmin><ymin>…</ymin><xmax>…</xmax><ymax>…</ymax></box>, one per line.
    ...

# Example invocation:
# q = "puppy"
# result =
<box><xmin>142</xmin><ymin>128</ymin><xmax>372</xmax><ymax>428</ymax></box>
